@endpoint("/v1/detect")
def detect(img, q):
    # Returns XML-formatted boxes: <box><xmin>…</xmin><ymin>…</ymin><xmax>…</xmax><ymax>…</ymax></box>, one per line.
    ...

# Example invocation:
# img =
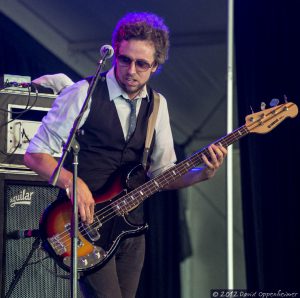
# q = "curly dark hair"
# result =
<box><xmin>112</xmin><ymin>12</ymin><xmax>170</xmax><ymax>65</ymax></box>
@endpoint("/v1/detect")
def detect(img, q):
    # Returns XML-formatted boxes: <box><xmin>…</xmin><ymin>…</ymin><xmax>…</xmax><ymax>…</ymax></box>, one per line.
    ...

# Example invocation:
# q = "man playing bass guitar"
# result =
<box><xmin>24</xmin><ymin>12</ymin><xmax>227</xmax><ymax>298</ymax></box>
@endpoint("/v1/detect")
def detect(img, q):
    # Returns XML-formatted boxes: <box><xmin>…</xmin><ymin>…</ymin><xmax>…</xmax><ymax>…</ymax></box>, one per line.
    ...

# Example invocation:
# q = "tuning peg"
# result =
<box><xmin>269</xmin><ymin>98</ymin><xmax>280</xmax><ymax>107</ymax></box>
<box><xmin>260</xmin><ymin>102</ymin><xmax>266</xmax><ymax>111</ymax></box>
<box><xmin>283</xmin><ymin>94</ymin><xmax>288</xmax><ymax>103</ymax></box>
<box><xmin>250</xmin><ymin>105</ymin><xmax>254</xmax><ymax>114</ymax></box>
<box><xmin>269</xmin><ymin>98</ymin><xmax>280</xmax><ymax>116</ymax></box>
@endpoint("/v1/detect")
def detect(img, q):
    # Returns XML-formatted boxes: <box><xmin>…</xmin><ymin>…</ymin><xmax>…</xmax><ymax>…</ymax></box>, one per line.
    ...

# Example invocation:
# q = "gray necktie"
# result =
<box><xmin>125</xmin><ymin>99</ymin><xmax>137</xmax><ymax>141</ymax></box>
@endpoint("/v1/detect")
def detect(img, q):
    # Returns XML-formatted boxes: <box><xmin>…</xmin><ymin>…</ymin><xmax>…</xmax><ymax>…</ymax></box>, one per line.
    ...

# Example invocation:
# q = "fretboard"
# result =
<box><xmin>112</xmin><ymin>124</ymin><xmax>249</xmax><ymax>215</ymax></box>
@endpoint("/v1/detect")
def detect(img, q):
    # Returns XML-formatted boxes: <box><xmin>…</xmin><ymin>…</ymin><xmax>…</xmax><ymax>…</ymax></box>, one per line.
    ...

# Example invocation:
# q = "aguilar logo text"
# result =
<box><xmin>10</xmin><ymin>189</ymin><xmax>34</xmax><ymax>207</ymax></box>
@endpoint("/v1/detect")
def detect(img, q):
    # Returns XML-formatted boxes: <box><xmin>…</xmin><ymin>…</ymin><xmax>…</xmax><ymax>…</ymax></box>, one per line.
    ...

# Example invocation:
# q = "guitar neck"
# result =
<box><xmin>153</xmin><ymin>124</ymin><xmax>249</xmax><ymax>189</ymax></box>
<box><xmin>114</xmin><ymin>124</ymin><xmax>249</xmax><ymax>215</ymax></box>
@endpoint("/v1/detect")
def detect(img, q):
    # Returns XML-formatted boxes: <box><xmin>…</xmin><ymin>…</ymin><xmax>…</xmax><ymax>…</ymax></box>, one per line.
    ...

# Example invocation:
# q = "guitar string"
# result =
<box><xmin>50</xmin><ymin>126</ymin><xmax>250</xmax><ymax>253</ymax></box>
<box><xmin>51</xmin><ymin>129</ymin><xmax>250</xmax><ymax>254</ymax></box>
<box><xmin>51</xmin><ymin>125</ymin><xmax>251</xmax><ymax>253</ymax></box>
<box><xmin>49</xmin><ymin>126</ymin><xmax>251</xmax><ymax>253</ymax></box>
<box><xmin>80</xmin><ymin>124</ymin><xmax>250</xmax><ymax>222</ymax></box>
<box><xmin>51</xmin><ymin>104</ymin><xmax>288</xmax><ymax>253</ymax></box>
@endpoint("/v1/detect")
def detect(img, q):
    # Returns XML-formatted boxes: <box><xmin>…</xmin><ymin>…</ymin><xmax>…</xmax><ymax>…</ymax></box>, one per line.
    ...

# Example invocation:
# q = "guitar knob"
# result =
<box><xmin>94</xmin><ymin>250</ymin><xmax>101</xmax><ymax>260</ymax></box>
<box><xmin>80</xmin><ymin>257</ymin><xmax>89</xmax><ymax>267</ymax></box>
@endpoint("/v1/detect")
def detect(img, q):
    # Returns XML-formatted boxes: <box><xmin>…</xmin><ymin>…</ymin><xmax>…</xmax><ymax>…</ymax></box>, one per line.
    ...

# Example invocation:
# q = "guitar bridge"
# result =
<box><xmin>48</xmin><ymin>234</ymin><xmax>67</xmax><ymax>255</ymax></box>
<box><xmin>47</xmin><ymin>223</ymin><xmax>86</xmax><ymax>256</ymax></box>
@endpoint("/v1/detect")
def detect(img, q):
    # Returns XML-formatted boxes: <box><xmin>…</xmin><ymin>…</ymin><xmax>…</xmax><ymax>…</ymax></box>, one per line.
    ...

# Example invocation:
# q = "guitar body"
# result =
<box><xmin>39</xmin><ymin>169</ymin><xmax>148</xmax><ymax>273</ymax></box>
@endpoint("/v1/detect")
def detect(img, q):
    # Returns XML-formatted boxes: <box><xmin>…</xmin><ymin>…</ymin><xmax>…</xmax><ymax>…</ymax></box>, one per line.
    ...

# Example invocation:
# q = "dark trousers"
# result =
<box><xmin>79</xmin><ymin>235</ymin><xmax>145</xmax><ymax>298</ymax></box>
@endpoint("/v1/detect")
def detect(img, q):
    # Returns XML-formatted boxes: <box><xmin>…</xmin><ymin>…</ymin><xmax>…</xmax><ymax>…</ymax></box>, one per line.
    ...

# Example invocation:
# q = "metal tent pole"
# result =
<box><xmin>226</xmin><ymin>0</ymin><xmax>235</xmax><ymax>290</ymax></box>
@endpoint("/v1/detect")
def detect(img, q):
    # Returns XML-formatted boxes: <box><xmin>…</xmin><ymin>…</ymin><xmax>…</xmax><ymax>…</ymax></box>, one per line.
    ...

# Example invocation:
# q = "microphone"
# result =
<box><xmin>7</xmin><ymin>229</ymin><xmax>40</xmax><ymax>239</ymax></box>
<box><xmin>100</xmin><ymin>45</ymin><xmax>114</xmax><ymax>59</ymax></box>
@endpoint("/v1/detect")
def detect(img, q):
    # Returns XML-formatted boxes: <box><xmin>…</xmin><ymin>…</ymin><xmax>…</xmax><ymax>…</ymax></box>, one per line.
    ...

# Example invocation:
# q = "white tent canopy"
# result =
<box><xmin>0</xmin><ymin>0</ymin><xmax>228</xmax><ymax>144</ymax></box>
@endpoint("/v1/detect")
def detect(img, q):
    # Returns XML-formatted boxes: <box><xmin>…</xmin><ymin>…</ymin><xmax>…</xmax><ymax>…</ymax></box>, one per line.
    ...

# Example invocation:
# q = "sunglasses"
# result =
<box><xmin>117</xmin><ymin>55</ymin><xmax>156</xmax><ymax>72</ymax></box>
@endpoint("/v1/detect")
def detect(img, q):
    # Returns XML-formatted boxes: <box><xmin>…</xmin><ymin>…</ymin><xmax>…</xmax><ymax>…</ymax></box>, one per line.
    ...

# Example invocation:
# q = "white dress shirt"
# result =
<box><xmin>27</xmin><ymin>68</ymin><xmax>177</xmax><ymax>176</ymax></box>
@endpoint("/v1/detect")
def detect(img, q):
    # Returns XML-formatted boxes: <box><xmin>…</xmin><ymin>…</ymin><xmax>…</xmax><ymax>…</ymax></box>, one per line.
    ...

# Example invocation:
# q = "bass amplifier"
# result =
<box><xmin>0</xmin><ymin>90</ymin><xmax>57</xmax><ymax>171</ymax></box>
<box><xmin>0</xmin><ymin>172</ymin><xmax>82</xmax><ymax>297</ymax></box>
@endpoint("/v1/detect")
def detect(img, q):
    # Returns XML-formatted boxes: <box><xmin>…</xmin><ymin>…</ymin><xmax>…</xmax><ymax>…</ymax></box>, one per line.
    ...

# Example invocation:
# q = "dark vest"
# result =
<box><xmin>63</xmin><ymin>75</ymin><xmax>155</xmax><ymax>223</ymax></box>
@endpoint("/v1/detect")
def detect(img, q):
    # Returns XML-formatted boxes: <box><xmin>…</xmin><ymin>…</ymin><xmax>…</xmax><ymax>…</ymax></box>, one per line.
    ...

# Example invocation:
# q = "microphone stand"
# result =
<box><xmin>49</xmin><ymin>49</ymin><xmax>112</xmax><ymax>298</ymax></box>
<box><xmin>5</xmin><ymin>237</ymin><xmax>41</xmax><ymax>298</ymax></box>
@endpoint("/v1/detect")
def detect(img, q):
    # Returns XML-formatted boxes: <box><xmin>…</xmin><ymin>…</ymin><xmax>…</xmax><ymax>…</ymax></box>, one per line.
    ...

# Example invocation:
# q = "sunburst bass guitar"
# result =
<box><xmin>39</xmin><ymin>102</ymin><xmax>298</xmax><ymax>273</ymax></box>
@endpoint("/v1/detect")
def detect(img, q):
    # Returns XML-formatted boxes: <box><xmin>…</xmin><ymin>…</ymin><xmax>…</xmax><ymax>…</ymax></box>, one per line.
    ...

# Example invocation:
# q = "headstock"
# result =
<box><xmin>245</xmin><ymin>102</ymin><xmax>298</xmax><ymax>134</ymax></box>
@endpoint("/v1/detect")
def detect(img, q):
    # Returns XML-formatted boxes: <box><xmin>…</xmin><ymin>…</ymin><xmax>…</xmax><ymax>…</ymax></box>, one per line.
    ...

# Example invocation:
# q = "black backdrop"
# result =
<box><xmin>235</xmin><ymin>1</ymin><xmax>300</xmax><ymax>291</ymax></box>
<box><xmin>0</xmin><ymin>12</ymin><xmax>182</xmax><ymax>298</ymax></box>
<box><xmin>0</xmin><ymin>13</ymin><xmax>81</xmax><ymax>83</ymax></box>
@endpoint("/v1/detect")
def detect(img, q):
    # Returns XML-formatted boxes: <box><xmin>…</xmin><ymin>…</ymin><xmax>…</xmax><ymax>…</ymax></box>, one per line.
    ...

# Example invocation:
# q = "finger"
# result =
<box><xmin>84</xmin><ymin>206</ymin><xmax>92</xmax><ymax>225</ymax></box>
<box><xmin>217</xmin><ymin>142</ymin><xmax>228</xmax><ymax>156</ymax></box>
<box><xmin>201</xmin><ymin>153</ymin><xmax>214</xmax><ymax>169</ymax></box>
<box><xmin>78</xmin><ymin>203</ymin><xmax>87</xmax><ymax>223</ymax></box>
<box><xmin>89</xmin><ymin>203</ymin><xmax>95</xmax><ymax>221</ymax></box>
<box><xmin>215</xmin><ymin>148</ymin><xmax>224</xmax><ymax>162</ymax></box>
<box><xmin>211</xmin><ymin>144</ymin><xmax>225</xmax><ymax>163</ymax></box>
<box><xmin>86</xmin><ymin>201</ymin><xmax>95</xmax><ymax>224</ymax></box>
<box><xmin>208</xmin><ymin>146</ymin><xmax>219</xmax><ymax>165</ymax></box>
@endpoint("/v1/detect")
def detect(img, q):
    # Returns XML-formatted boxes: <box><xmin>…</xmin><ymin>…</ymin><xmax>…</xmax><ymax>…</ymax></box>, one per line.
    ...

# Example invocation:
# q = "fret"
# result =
<box><xmin>212</xmin><ymin>125</ymin><xmax>248</xmax><ymax>148</ymax></box>
<box><xmin>154</xmin><ymin>180</ymin><xmax>160</xmax><ymax>188</ymax></box>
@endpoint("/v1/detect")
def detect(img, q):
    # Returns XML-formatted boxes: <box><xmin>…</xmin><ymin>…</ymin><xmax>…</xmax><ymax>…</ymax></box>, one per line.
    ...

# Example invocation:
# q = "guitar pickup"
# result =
<box><xmin>80</xmin><ymin>222</ymin><xmax>101</xmax><ymax>242</ymax></box>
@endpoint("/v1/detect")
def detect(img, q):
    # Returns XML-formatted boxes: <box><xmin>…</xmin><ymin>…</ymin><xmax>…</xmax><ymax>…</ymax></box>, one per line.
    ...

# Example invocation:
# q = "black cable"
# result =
<box><xmin>0</xmin><ymin>88</ymin><xmax>40</xmax><ymax>163</ymax></box>
<box><xmin>22</xmin><ymin>128</ymin><xmax>31</xmax><ymax>142</ymax></box>
<box><xmin>0</xmin><ymin>84</ymin><xmax>32</xmax><ymax>113</ymax></box>
<box><xmin>0</xmin><ymin>88</ymin><xmax>39</xmax><ymax>130</ymax></box>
